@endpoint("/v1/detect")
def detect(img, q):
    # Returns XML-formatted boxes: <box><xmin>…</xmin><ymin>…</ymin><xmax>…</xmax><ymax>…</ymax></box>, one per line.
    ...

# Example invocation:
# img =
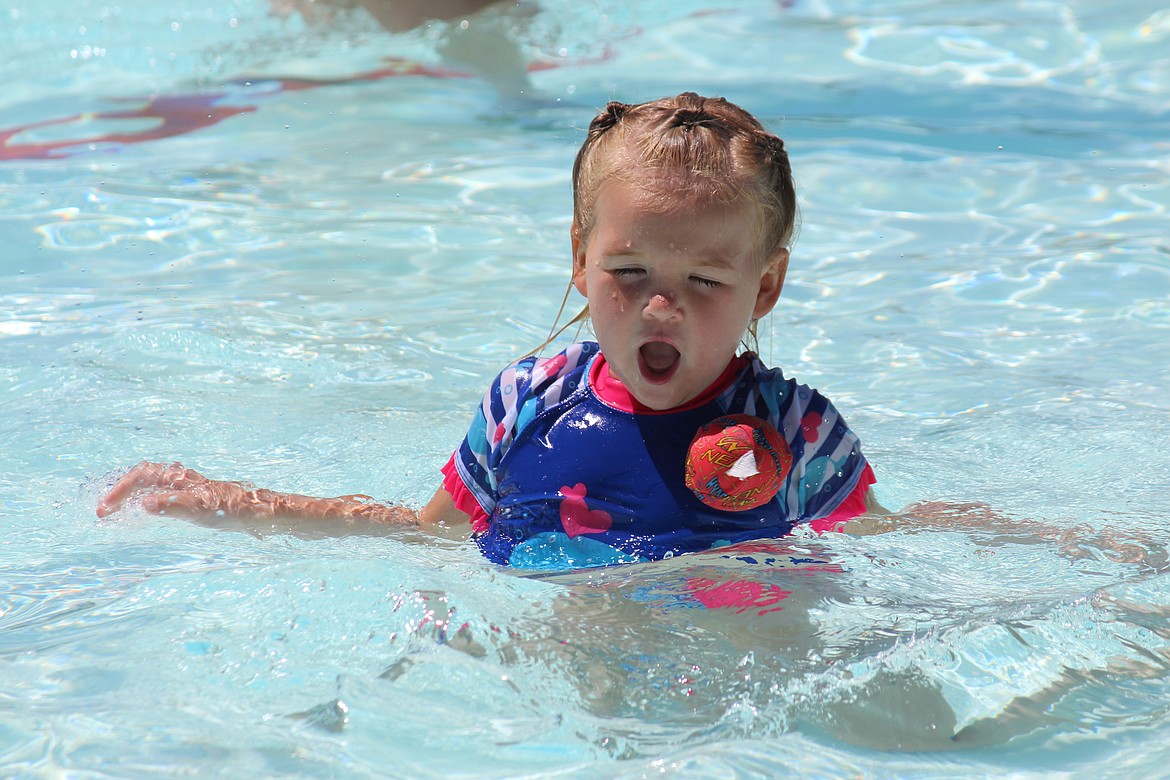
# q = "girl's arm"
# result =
<box><xmin>96</xmin><ymin>461</ymin><xmax>471</xmax><ymax>537</ymax></box>
<box><xmin>837</xmin><ymin>494</ymin><xmax>1167</xmax><ymax>572</ymax></box>
<box><xmin>418</xmin><ymin>488</ymin><xmax>472</xmax><ymax>530</ymax></box>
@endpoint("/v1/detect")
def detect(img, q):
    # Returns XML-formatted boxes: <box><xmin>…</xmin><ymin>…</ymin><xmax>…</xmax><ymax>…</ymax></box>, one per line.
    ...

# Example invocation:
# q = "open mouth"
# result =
<box><xmin>638</xmin><ymin>341</ymin><xmax>681</xmax><ymax>384</ymax></box>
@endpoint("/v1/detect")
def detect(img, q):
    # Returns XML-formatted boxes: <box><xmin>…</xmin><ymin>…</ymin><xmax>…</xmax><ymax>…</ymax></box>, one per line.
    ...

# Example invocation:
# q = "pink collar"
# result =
<box><xmin>589</xmin><ymin>352</ymin><xmax>746</xmax><ymax>414</ymax></box>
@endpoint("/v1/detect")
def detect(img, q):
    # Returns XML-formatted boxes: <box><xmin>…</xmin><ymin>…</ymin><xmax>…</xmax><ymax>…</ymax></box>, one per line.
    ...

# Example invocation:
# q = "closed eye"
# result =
<box><xmin>612</xmin><ymin>267</ymin><xmax>645</xmax><ymax>279</ymax></box>
<box><xmin>692</xmin><ymin>276</ymin><xmax>722</xmax><ymax>288</ymax></box>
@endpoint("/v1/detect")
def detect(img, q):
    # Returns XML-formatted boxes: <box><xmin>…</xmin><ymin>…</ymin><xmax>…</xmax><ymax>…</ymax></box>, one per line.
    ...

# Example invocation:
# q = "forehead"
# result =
<box><xmin>590</xmin><ymin>177</ymin><xmax>763</xmax><ymax>261</ymax></box>
<box><xmin>595</xmin><ymin>172</ymin><xmax>756</xmax><ymax>221</ymax></box>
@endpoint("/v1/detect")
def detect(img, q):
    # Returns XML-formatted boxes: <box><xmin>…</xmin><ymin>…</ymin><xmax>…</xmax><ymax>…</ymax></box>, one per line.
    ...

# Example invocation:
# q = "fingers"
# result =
<box><xmin>97</xmin><ymin>461</ymin><xmax>164</xmax><ymax>518</ymax></box>
<box><xmin>96</xmin><ymin>461</ymin><xmax>208</xmax><ymax>518</ymax></box>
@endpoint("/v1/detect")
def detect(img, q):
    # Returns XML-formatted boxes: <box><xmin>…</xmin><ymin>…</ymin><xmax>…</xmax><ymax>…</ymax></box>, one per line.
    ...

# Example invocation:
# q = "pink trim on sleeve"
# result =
<box><xmin>440</xmin><ymin>453</ymin><xmax>491</xmax><ymax>534</ymax></box>
<box><xmin>807</xmin><ymin>463</ymin><xmax>877</xmax><ymax>534</ymax></box>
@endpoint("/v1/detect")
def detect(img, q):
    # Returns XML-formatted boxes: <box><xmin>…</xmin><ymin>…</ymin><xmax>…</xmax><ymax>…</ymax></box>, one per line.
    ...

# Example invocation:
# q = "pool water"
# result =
<box><xmin>3</xmin><ymin>0</ymin><xmax>1170</xmax><ymax>775</ymax></box>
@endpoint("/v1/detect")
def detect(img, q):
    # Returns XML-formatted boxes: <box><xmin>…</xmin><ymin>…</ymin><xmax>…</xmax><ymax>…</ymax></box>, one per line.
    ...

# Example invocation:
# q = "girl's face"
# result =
<box><xmin>572</xmin><ymin>177</ymin><xmax>788</xmax><ymax>410</ymax></box>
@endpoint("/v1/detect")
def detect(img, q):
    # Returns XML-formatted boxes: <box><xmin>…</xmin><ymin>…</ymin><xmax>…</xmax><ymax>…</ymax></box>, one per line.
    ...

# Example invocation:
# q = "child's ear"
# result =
<box><xmin>571</xmin><ymin>223</ymin><xmax>588</xmax><ymax>296</ymax></box>
<box><xmin>752</xmin><ymin>248</ymin><xmax>789</xmax><ymax>319</ymax></box>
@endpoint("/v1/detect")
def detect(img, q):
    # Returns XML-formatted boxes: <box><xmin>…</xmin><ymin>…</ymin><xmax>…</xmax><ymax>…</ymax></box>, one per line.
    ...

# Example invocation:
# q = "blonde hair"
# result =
<box><xmin>540</xmin><ymin>92</ymin><xmax>799</xmax><ymax>354</ymax></box>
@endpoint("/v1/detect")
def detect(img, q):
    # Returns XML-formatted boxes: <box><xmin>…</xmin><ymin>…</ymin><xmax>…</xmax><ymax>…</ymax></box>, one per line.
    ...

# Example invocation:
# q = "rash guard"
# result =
<box><xmin>443</xmin><ymin>341</ymin><xmax>874</xmax><ymax>569</ymax></box>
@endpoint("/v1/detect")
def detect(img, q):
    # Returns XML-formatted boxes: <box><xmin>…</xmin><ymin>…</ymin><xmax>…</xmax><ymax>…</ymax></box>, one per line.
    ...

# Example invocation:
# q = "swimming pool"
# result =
<box><xmin>3</xmin><ymin>0</ymin><xmax>1169</xmax><ymax>775</ymax></box>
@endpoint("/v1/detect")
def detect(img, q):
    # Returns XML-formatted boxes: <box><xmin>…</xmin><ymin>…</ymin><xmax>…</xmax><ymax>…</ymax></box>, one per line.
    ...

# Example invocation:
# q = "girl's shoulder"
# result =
<box><xmin>724</xmin><ymin>353</ymin><xmax>843</xmax><ymax>425</ymax></box>
<box><xmin>491</xmin><ymin>341</ymin><xmax>598</xmax><ymax>404</ymax></box>
<box><xmin>475</xmin><ymin>342</ymin><xmax>599</xmax><ymax>453</ymax></box>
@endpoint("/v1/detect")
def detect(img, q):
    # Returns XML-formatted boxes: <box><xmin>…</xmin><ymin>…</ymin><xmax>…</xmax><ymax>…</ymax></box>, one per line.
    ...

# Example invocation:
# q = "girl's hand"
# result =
<box><xmin>96</xmin><ymin>461</ymin><xmax>246</xmax><ymax>520</ymax></box>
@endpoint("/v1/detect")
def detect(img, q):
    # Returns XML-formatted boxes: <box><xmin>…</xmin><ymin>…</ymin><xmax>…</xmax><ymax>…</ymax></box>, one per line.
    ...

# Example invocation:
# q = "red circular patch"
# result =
<box><xmin>684</xmin><ymin>414</ymin><xmax>792</xmax><ymax>512</ymax></box>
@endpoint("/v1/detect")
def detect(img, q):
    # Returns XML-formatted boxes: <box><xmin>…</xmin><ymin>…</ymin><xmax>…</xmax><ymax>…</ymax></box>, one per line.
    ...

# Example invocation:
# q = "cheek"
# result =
<box><xmin>703</xmin><ymin>294</ymin><xmax>755</xmax><ymax>339</ymax></box>
<box><xmin>596</xmin><ymin>280</ymin><xmax>630</xmax><ymax>311</ymax></box>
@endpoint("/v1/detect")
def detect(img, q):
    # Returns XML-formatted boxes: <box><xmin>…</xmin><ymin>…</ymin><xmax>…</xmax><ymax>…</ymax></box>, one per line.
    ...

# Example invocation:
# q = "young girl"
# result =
<box><xmin>97</xmin><ymin>92</ymin><xmax>878</xmax><ymax>569</ymax></box>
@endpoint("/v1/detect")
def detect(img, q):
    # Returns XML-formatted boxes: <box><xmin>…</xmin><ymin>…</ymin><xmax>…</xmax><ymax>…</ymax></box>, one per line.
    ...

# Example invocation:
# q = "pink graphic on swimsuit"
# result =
<box><xmin>558</xmin><ymin>483</ymin><xmax>613</xmax><ymax>538</ymax></box>
<box><xmin>801</xmin><ymin>411</ymin><xmax>824</xmax><ymax>442</ymax></box>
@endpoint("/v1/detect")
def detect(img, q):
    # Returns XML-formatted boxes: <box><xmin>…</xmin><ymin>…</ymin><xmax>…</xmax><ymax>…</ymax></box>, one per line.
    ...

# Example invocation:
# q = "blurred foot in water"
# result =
<box><xmin>269</xmin><ymin>0</ymin><xmax>535</xmax><ymax>99</ymax></box>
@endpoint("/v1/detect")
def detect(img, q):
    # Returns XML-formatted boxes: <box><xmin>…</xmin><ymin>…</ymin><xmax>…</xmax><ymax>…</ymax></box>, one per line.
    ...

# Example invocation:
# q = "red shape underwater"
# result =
<box><xmin>0</xmin><ymin>43</ymin><xmax>623</xmax><ymax>162</ymax></box>
<box><xmin>0</xmin><ymin>57</ymin><xmax>473</xmax><ymax>162</ymax></box>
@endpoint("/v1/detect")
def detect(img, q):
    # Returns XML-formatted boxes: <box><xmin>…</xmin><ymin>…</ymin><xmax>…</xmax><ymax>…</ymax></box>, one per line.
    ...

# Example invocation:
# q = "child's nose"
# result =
<box><xmin>644</xmin><ymin>292</ymin><xmax>680</xmax><ymax>320</ymax></box>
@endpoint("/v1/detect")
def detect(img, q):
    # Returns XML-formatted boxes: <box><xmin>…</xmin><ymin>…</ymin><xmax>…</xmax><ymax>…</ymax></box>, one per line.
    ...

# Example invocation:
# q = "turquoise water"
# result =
<box><xmin>3</xmin><ymin>0</ymin><xmax>1170</xmax><ymax>776</ymax></box>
